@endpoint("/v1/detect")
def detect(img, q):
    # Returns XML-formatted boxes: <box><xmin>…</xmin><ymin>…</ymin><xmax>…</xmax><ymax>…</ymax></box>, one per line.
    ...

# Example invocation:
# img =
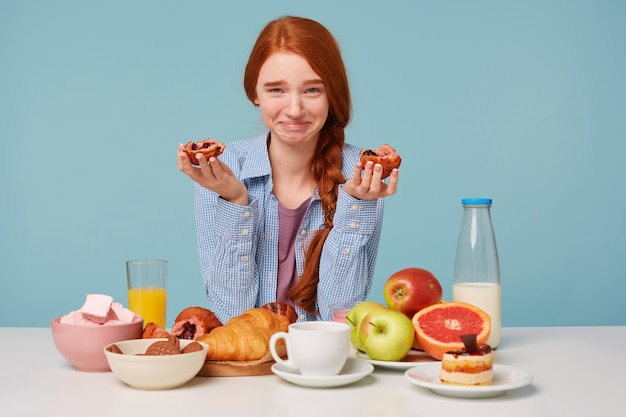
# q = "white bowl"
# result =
<box><xmin>104</xmin><ymin>338</ymin><xmax>208</xmax><ymax>390</ymax></box>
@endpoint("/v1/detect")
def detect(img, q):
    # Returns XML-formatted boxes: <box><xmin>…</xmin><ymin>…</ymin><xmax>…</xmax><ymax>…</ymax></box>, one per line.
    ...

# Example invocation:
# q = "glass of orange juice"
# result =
<box><xmin>126</xmin><ymin>259</ymin><xmax>167</xmax><ymax>329</ymax></box>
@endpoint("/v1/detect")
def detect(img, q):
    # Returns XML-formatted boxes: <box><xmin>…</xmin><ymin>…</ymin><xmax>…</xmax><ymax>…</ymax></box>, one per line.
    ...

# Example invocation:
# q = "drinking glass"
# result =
<box><xmin>126</xmin><ymin>260</ymin><xmax>167</xmax><ymax>329</ymax></box>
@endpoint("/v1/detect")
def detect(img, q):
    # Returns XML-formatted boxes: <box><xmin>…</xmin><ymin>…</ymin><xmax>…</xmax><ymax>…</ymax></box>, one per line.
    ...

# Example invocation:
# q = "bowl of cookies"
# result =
<box><xmin>104</xmin><ymin>337</ymin><xmax>208</xmax><ymax>390</ymax></box>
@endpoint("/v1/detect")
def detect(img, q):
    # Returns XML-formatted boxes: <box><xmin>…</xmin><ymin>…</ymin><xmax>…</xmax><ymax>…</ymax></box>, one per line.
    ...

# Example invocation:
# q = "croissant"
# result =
<box><xmin>230</xmin><ymin>307</ymin><xmax>290</xmax><ymax>331</ymax></box>
<box><xmin>196</xmin><ymin>308</ymin><xmax>289</xmax><ymax>361</ymax></box>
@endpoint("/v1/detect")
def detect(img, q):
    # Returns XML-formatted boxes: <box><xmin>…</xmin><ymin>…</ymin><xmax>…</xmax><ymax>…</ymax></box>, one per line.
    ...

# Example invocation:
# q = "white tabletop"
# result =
<box><xmin>1</xmin><ymin>326</ymin><xmax>623</xmax><ymax>417</ymax></box>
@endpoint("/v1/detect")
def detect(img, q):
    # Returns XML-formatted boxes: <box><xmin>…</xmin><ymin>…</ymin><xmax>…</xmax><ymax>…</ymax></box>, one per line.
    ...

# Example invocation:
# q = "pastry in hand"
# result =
<box><xmin>171</xmin><ymin>306</ymin><xmax>223</xmax><ymax>340</ymax></box>
<box><xmin>359</xmin><ymin>144</ymin><xmax>401</xmax><ymax>179</ymax></box>
<box><xmin>183</xmin><ymin>138</ymin><xmax>226</xmax><ymax>165</ymax></box>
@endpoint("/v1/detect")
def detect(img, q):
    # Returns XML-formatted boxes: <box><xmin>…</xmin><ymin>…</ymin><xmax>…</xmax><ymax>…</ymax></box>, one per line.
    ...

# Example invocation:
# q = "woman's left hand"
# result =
<box><xmin>344</xmin><ymin>161</ymin><xmax>398</xmax><ymax>200</ymax></box>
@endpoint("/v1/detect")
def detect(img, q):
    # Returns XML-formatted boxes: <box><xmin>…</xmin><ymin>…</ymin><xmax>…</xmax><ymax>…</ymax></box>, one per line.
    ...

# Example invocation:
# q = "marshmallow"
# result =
<box><xmin>60</xmin><ymin>310</ymin><xmax>92</xmax><ymax>325</ymax></box>
<box><xmin>59</xmin><ymin>294</ymin><xmax>138</xmax><ymax>326</ymax></box>
<box><xmin>80</xmin><ymin>294</ymin><xmax>113</xmax><ymax>324</ymax></box>
<box><xmin>110</xmin><ymin>302</ymin><xmax>139</xmax><ymax>323</ymax></box>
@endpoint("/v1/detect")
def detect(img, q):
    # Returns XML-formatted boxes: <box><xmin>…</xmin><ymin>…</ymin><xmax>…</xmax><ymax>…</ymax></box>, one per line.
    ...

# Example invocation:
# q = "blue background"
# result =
<box><xmin>2</xmin><ymin>0</ymin><xmax>624</xmax><ymax>327</ymax></box>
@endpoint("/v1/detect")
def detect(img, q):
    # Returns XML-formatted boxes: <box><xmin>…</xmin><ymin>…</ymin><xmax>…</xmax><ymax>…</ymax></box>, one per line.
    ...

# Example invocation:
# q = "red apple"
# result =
<box><xmin>384</xmin><ymin>267</ymin><xmax>442</xmax><ymax>319</ymax></box>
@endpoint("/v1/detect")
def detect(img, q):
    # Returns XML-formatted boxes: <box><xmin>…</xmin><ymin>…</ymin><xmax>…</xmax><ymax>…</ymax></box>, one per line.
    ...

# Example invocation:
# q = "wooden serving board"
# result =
<box><xmin>197</xmin><ymin>345</ymin><xmax>286</xmax><ymax>377</ymax></box>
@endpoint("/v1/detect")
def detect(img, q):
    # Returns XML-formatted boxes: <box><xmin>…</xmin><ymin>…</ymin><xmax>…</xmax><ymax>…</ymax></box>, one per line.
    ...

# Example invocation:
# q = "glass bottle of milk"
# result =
<box><xmin>453</xmin><ymin>198</ymin><xmax>501</xmax><ymax>348</ymax></box>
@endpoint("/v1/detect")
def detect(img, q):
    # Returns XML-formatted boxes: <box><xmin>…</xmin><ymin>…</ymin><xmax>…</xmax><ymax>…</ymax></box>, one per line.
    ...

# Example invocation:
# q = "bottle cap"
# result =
<box><xmin>461</xmin><ymin>198</ymin><xmax>492</xmax><ymax>205</ymax></box>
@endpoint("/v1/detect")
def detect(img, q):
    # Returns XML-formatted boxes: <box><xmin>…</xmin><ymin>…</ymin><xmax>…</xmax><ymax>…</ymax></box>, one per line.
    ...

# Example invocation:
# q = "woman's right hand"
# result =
<box><xmin>177</xmin><ymin>144</ymin><xmax>249</xmax><ymax>206</ymax></box>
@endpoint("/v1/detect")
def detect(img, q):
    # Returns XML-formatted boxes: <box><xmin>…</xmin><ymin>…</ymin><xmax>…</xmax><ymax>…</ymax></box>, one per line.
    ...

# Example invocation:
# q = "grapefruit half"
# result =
<box><xmin>411</xmin><ymin>302</ymin><xmax>491</xmax><ymax>360</ymax></box>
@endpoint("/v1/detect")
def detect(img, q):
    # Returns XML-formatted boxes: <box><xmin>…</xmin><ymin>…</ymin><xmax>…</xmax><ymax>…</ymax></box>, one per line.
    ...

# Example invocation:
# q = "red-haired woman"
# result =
<box><xmin>178</xmin><ymin>16</ymin><xmax>399</xmax><ymax>323</ymax></box>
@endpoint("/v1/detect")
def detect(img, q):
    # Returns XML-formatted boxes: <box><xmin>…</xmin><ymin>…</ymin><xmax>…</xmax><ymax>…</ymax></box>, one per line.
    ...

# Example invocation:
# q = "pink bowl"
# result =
<box><xmin>51</xmin><ymin>317</ymin><xmax>144</xmax><ymax>372</ymax></box>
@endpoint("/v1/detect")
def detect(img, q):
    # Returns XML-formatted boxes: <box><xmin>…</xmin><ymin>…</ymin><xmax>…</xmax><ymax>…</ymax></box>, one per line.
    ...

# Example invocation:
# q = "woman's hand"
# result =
<box><xmin>177</xmin><ymin>144</ymin><xmax>249</xmax><ymax>206</ymax></box>
<box><xmin>344</xmin><ymin>161</ymin><xmax>398</xmax><ymax>200</ymax></box>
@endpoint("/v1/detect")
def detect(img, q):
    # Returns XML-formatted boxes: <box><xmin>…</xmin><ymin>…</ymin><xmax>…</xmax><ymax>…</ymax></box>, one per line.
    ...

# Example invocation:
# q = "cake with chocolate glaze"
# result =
<box><xmin>439</xmin><ymin>334</ymin><xmax>493</xmax><ymax>386</ymax></box>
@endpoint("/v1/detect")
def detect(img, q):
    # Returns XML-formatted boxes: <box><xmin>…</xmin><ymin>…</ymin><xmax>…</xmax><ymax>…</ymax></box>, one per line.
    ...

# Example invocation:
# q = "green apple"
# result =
<box><xmin>359</xmin><ymin>308</ymin><xmax>415</xmax><ymax>361</ymax></box>
<box><xmin>345</xmin><ymin>301</ymin><xmax>385</xmax><ymax>351</ymax></box>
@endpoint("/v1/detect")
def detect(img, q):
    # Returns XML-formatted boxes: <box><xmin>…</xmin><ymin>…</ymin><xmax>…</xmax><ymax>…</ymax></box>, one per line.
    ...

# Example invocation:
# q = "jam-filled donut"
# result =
<box><xmin>183</xmin><ymin>139</ymin><xmax>226</xmax><ymax>165</ymax></box>
<box><xmin>171</xmin><ymin>306</ymin><xmax>223</xmax><ymax>340</ymax></box>
<box><xmin>359</xmin><ymin>144</ymin><xmax>401</xmax><ymax>179</ymax></box>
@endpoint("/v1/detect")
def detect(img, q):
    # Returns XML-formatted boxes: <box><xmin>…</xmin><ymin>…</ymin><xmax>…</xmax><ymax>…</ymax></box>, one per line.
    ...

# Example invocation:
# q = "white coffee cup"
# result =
<box><xmin>269</xmin><ymin>321</ymin><xmax>350</xmax><ymax>376</ymax></box>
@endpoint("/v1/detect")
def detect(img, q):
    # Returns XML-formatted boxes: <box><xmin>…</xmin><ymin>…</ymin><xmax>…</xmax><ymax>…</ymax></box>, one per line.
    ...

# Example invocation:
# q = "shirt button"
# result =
<box><xmin>351</xmin><ymin>204</ymin><xmax>359</xmax><ymax>211</ymax></box>
<box><xmin>298</xmin><ymin>314</ymin><xmax>306</xmax><ymax>320</ymax></box>
<box><xmin>300</xmin><ymin>230</ymin><xmax>307</xmax><ymax>236</ymax></box>
<box><xmin>242</xmin><ymin>255</ymin><xmax>248</xmax><ymax>262</ymax></box>
<box><xmin>242</xmin><ymin>228</ymin><xmax>249</xmax><ymax>235</ymax></box>
<box><xmin>350</xmin><ymin>222</ymin><xmax>358</xmax><ymax>229</ymax></box>
<box><xmin>342</xmin><ymin>248</ymin><xmax>349</xmax><ymax>255</ymax></box>
<box><xmin>243</xmin><ymin>211</ymin><xmax>251</xmax><ymax>217</ymax></box>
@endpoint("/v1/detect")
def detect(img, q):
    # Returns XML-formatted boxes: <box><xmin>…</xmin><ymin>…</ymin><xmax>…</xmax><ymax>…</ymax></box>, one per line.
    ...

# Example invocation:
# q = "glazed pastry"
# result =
<box><xmin>359</xmin><ymin>144</ymin><xmax>402</xmax><ymax>179</ymax></box>
<box><xmin>142</xmin><ymin>322</ymin><xmax>171</xmax><ymax>339</ymax></box>
<box><xmin>196</xmin><ymin>308</ymin><xmax>289</xmax><ymax>361</ymax></box>
<box><xmin>262</xmin><ymin>302</ymin><xmax>298</xmax><ymax>324</ymax></box>
<box><xmin>171</xmin><ymin>306</ymin><xmax>223</xmax><ymax>340</ymax></box>
<box><xmin>439</xmin><ymin>334</ymin><xmax>493</xmax><ymax>386</ymax></box>
<box><xmin>183</xmin><ymin>138</ymin><xmax>226</xmax><ymax>165</ymax></box>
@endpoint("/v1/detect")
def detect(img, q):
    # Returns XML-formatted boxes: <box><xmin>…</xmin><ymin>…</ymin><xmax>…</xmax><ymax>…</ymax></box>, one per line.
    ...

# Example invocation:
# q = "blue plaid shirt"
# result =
<box><xmin>194</xmin><ymin>131</ymin><xmax>385</xmax><ymax>323</ymax></box>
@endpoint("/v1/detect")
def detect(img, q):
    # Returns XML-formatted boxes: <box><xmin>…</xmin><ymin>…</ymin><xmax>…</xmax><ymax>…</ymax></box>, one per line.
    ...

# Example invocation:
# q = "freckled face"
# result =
<box><xmin>254</xmin><ymin>52</ymin><xmax>329</xmax><ymax>146</ymax></box>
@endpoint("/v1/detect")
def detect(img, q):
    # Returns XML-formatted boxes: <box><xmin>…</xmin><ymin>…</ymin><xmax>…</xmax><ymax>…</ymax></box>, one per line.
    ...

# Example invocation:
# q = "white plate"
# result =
<box><xmin>405</xmin><ymin>363</ymin><xmax>533</xmax><ymax>398</ymax></box>
<box><xmin>354</xmin><ymin>349</ymin><xmax>435</xmax><ymax>370</ymax></box>
<box><xmin>271</xmin><ymin>358</ymin><xmax>374</xmax><ymax>388</ymax></box>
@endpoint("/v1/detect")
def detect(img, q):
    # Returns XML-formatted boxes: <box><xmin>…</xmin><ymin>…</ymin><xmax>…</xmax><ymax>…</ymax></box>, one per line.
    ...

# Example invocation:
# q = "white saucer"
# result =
<box><xmin>405</xmin><ymin>363</ymin><xmax>533</xmax><ymax>398</ymax></box>
<box><xmin>354</xmin><ymin>349</ymin><xmax>435</xmax><ymax>370</ymax></box>
<box><xmin>271</xmin><ymin>358</ymin><xmax>374</xmax><ymax>388</ymax></box>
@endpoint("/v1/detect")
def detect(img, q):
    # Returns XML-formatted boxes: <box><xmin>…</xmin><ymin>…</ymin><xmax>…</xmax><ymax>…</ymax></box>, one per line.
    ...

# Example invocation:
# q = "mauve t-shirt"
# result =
<box><xmin>276</xmin><ymin>198</ymin><xmax>310</xmax><ymax>303</ymax></box>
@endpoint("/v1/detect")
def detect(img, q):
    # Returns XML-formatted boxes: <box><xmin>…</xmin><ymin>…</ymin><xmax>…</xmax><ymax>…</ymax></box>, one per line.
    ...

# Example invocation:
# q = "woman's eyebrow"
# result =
<box><xmin>263</xmin><ymin>79</ymin><xmax>324</xmax><ymax>87</ymax></box>
<box><xmin>263</xmin><ymin>80</ymin><xmax>285</xmax><ymax>88</ymax></box>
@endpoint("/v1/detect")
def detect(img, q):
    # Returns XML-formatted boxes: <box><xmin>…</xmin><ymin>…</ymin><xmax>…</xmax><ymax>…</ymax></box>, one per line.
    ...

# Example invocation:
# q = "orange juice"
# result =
<box><xmin>128</xmin><ymin>287</ymin><xmax>167</xmax><ymax>329</ymax></box>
